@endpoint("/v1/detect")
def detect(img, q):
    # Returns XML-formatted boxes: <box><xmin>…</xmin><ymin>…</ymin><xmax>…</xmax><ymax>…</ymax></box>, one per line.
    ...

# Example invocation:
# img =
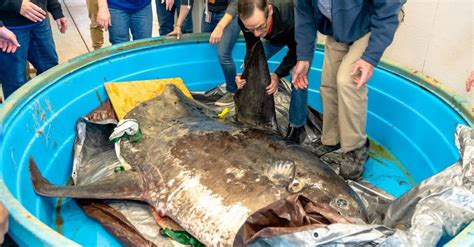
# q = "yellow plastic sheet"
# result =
<box><xmin>105</xmin><ymin>78</ymin><xmax>193</xmax><ymax>120</ymax></box>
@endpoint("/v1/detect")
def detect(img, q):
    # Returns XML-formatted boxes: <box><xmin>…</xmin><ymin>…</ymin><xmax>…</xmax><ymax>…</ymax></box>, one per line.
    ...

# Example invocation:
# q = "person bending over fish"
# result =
<box><xmin>235</xmin><ymin>0</ymin><xmax>308</xmax><ymax>144</ymax></box>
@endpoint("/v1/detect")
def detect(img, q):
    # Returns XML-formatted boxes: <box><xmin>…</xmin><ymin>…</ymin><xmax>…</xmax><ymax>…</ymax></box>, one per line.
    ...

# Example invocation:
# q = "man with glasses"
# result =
<box><xmin>236</xmin><ymin>0</ymin><xmax>307</xmax><ymax>144</ymax></box>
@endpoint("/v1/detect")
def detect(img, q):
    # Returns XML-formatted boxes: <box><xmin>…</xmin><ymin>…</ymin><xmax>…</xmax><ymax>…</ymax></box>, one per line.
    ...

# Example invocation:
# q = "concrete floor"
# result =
<box><xmin>0</xmin><ymin>0</ymin><xmax>162</xmax><ymax>101</ymax></box>
<box><xmin>55</xmin><ymin>0</ymin><xmax>161</xmax><ymax>63</ymax></box>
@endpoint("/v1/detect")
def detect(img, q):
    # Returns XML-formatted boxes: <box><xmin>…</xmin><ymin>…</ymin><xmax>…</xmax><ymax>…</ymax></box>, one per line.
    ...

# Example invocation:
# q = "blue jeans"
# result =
<box><xmin>0</xmin><ymin>20</ymin><xmax>58</xmax><ymax>99</ymax></box>
<box><xmin>156</xmin><ymin>0</ymin><xmax>193</xmax><ymax>35</ymax></box>
<box><xmin>108</xmin><ymin>4</ymin><xmax>153</xmax><ymax>45</ymax></box>
<box><xmin>263</xmin><ymin>41</ymin><xmax>308</xmax><ymax>128</ymax></box>
<box><xmin>202</xmin><ymin>11</ymin><xmax>240</xmax><ymax>93</ymax></box>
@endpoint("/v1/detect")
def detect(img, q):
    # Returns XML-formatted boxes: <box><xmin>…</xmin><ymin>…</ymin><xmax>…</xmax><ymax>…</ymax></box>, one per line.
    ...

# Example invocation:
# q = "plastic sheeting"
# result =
<box><xmin>382</xmin><ymin>124</ymin><xmax>474</xmax><ymax>246</ymax></box>
<box><xmin>72</xmin><ymin>118</ymin><xmax>119</xmax><ymax>185</ymax></box>
<box><xmin>347</xmin><ymin>180</ymin><xmax>395</xmax><ymax>225</ymax></box>
<box><xmin>246</xmin><ymin>125</ymin><xmax>474</xmax><ymax>246</ymax></box>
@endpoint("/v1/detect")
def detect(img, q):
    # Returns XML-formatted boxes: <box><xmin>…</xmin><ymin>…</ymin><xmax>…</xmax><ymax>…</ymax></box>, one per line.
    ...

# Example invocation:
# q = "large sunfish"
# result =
<box><xmin>30</xmin><ymin>41</ymin><xmax>366</xmax><ymax>246</ymax></box>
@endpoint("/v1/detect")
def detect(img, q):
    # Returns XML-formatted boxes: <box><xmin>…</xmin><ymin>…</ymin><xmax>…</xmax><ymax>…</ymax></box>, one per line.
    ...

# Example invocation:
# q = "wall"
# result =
<box><xmin>383</xmin><ymin>0</ymin><xmax>473</xmax><ymax>103</ymax></box>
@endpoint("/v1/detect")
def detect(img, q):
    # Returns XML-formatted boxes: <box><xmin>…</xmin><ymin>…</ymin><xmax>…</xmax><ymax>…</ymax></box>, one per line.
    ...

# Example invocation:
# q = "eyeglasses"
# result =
<box><xmin>243</xmin><ymin>10</ymin><xmax>269</xmax><ymax>33</ymax></box>
<box><xmin>244</xmin><ymin>22</ymin><xmax>267</xmax><ymax>33</ymax></box>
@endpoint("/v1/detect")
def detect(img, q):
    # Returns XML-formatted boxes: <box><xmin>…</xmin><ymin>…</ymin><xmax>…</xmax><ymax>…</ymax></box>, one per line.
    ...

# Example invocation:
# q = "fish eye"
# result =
<box><xmin>312</xmin><ymin>228</ymin><xmax>328</xmax><ymax>240</ymax></box>
<box><xmin>336</xmin><ymin>198</ymin><xmax>348</xmax><ymax>209</ymax></box>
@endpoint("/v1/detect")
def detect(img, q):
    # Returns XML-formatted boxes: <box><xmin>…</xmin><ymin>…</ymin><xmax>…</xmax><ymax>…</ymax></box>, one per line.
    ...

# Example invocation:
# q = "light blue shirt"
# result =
<box><xmin>318</xmin><ymin>0</ymin><xmax>332</xmax><ymax>21</ymax></box>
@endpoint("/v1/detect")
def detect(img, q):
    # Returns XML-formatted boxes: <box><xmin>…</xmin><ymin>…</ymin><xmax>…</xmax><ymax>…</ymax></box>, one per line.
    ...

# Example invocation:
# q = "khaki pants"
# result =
<box><xmin>86</xmin><ymin>0</ymin><xmax>104</xmax><ymax>50</ymax></box>
<box><xmin>320</xmin><ymin>33</ymin><xmax>371</xmax><ymax>152</ymax></box>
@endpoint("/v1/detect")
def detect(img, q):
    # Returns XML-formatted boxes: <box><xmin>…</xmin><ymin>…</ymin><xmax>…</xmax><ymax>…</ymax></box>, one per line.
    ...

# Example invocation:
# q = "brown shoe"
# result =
<box><xmin>321</xmin><ymin>139</ymin><xmax>370</xmax><ymax>180</ymax></box>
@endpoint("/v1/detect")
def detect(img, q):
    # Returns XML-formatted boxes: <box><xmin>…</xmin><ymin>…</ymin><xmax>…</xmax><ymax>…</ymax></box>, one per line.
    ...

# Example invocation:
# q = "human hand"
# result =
<box><xmin>292</xmin><ymin>60</ymin><xmax>309</xmax><ymax>89</ymax></box>
<box><xmin>351</xmin><ymin>59</ymin><xmax>374</xmax><ymax>89</ymax></box>
<box><xmin>266</xmin><ymin>74</ymin><xmax>279</xmax><ymax>95</ymax></box>
<box><xmin>466</xmin><ymin>71</ymin><xmax>474</xmax><ymax>92</ymax></box>
<box><xmin>20</xmin><ymin>0</ymin><xmax>46</xmax><ymax>22</ymax></box>
<box><xmin>97</xmin><ymin>6</ymin><xmax>111</xmax><ymax>31</ymax></box>
<box><xmin>235</xmin><ymin>74</ymin><xmax>247</xmax><ymax>89</ymax></box>
<box><xmin>209</xmin><ymin>25</ymin><xmax>224</xmax><ymax>44</ymax></box>
<box><xmin>0</xmin><ymin>27</ymin><xmax>20</xmax><ymax>53</ymax></box>
<box><xmin>167</xmin><ymin>25</ymin><xmax>182</xmax><ymax>39</ymax></box>
<box><xmin>0</xmin><ymin>202</ymin><xmax>8</xmax><ymax>244</ymax></box>
<box><xmin>162</xmin><ymin>0</ymin><xmax>175</xmax><ymax>11</ymax></box>
<box><xmin>56</xmin><ymin>17</ymin><xmax>67</xmax><ymax>33</ymax></box>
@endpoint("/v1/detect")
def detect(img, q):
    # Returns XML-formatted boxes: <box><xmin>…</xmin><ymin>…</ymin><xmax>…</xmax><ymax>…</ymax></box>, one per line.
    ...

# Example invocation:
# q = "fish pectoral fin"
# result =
<box><xmin>265</xmin><ymin>160</ymin><xmax>296</xmax><ymax>186</ymax></box>
<box><xmin>30</xmin><ymin>157</ymin><xmax>145</xmax><ymax>200</ymax></box>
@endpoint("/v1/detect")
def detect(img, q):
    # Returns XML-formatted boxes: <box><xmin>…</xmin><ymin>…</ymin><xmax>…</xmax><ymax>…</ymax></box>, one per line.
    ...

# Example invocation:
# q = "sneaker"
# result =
<box><xmin>321</xmin><ymin>139</ymin><xmax>370</xmax><ymax>180</ymax></box>
<box><xmin>285</xmin><ymin>125</ymin><xmax>305</xmax><ymax>144</ymax></box>
<box><xmin>215</xmin><ymin>92</ymin><xmax>235</xmax><ymax>106</ymax></box>
<box><xmin>311</xmin><ymin>139</ymin><xmax>341</xmax><ymax>157</ymax></box>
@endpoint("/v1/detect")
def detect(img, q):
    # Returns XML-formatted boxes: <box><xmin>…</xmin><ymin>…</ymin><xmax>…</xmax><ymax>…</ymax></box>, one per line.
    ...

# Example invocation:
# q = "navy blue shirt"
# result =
<box><xmin>108</xmin><ymin>0</ymin><xmax>151</xmax><ymax>12</ymax></box>
<box><xmin>295</xmin><ymin>0</ymin><xmax>404</xmax><ymax>66</ymax></box>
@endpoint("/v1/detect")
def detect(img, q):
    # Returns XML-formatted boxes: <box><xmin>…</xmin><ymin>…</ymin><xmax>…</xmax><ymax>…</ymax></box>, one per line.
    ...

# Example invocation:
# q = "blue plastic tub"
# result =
<box><xmin>0</xmin><ymin>34</ymin><xmax>472</xmax><ymax>246</ymax></box>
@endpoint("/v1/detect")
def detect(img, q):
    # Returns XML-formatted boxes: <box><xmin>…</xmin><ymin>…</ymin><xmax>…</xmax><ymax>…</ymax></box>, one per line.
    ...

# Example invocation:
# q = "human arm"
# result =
<box><xmin>167</xmin><ymin>0</ymin><xmax>193</xmax><ymax>39</ymax></box>
<box><xmin>0</xmin><ymin>22</ymin><xmax>20</xmax><ymax>53</ymax></box>
<box><xmin>292</xmin><ymin>0</ymin><xmax>317</xmax><ymax>89</ymax></box>
<box><xmin>97</xmin><ymin>0</ymin><xmax>111</xmax><ymax>32</ymax></box>
<box><xmin>209</xmin><ymin>13</ymin><xmax>233</xmax><ymax>44</ymax></box>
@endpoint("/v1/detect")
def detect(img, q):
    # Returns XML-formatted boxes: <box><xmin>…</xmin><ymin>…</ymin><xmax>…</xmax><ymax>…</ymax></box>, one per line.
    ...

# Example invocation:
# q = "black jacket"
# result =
<box><xmin>239</xmin><ymin>0</ymin><xmax>296</xmax><ymax>78</ymax></box>
<box><xmin>0</xmin><ymin>0</ymin><xmax>64</xmax><ymax>27</ymax></box>
<box><xmin>184</xmin><ymin>0</ymin><xmax>236</xmax><ymax>16</ymax></box>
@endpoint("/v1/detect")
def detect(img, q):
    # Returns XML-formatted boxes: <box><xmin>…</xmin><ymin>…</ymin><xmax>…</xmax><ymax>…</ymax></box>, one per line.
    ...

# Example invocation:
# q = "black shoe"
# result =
<box><xmin>311</xmin><ymin>139</ymin><xmax>341</xmax><ymax>157</ymax></box>
<box><xmin>215</xmin><ymin>92</ymin><xmax>235</xmax><ymax>106</ymax></box>
<box><xmin>285</xmin><ymin>125</ymin><xmax>305</xmax><ymax>144</ymax></box>
<box><xmin>321</xmin><ymin>139</ymin><xmax>370</xmax><ymax>181</ymax></box>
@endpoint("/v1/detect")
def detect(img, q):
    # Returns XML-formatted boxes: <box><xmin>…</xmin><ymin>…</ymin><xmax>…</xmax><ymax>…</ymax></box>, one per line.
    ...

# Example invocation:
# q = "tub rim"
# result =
<box><xmin>0</xmin><ymin>33</ymin><xmax>471</xmax><ymax>245</ymax></box>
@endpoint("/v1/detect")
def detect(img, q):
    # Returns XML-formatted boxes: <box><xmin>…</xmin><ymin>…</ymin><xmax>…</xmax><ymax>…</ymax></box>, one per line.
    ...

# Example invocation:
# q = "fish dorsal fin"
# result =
<box><xmin>235</xmin><ymin>40</ymin><xmax>276</xmax><ymax>127</ymax></box>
